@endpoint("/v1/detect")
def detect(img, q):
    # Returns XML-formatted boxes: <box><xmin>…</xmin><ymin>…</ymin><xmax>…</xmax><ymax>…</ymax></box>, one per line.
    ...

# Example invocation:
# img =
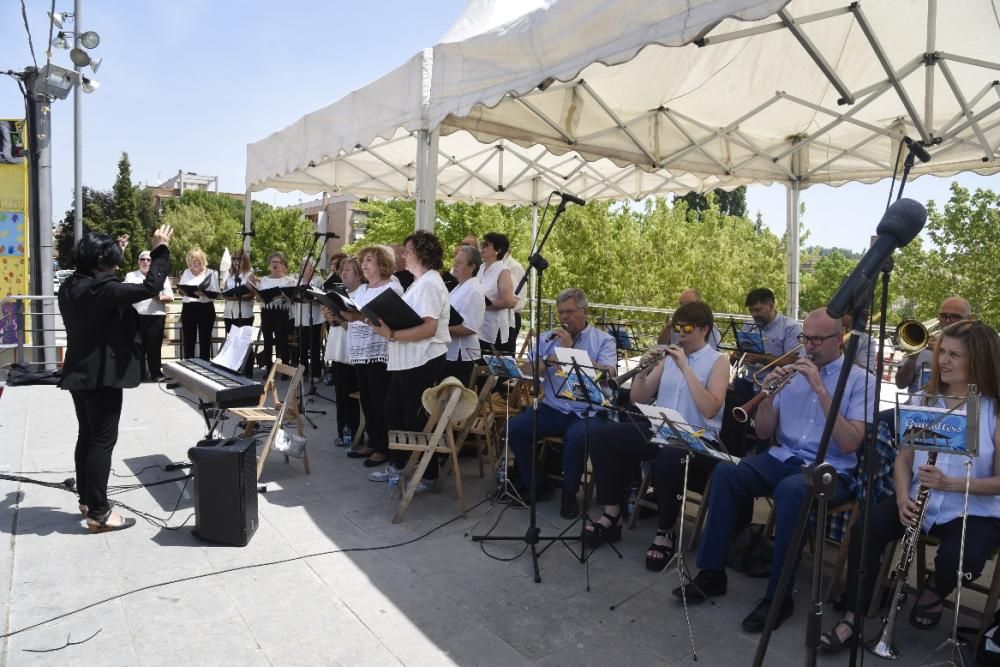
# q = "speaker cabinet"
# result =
<box><xmin>189</xmin><ymin>438</ymin><xmax>258</xmax><ymax>546</ymax></box>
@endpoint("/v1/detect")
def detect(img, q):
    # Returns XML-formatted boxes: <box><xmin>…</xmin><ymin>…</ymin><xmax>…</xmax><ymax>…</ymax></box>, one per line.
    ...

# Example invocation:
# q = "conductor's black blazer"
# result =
<box><xmin>58</xmin><ymin>244</ymin><xmax>171</xmax><ymax>391</ymax></box>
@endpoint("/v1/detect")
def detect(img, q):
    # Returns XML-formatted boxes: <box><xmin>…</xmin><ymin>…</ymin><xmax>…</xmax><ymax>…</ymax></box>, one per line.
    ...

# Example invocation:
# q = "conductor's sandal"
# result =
<box><xmin>645</xmin><ymin>530</ymin><xmax>676</xmax><ymax>572</ymax></box>
<box><xmin>86</xmin><ymin>510</ymin><xmax>136</xmax><ymax>534</ymax></box>
<box><xmin>584</xmin><ymin>512</ymin><xmax>623</xmax><ymax>547</ymax></box>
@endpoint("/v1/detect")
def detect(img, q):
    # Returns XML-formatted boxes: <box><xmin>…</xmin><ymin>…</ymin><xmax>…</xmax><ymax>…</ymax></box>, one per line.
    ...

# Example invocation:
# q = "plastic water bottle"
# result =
<box><xmin>626</xmin><ymin>482</ymin><xmax>639</xmax><ymax>519</ymax></box>
<box><xmin>496</xmin><ymin>460</ymin><xmax>507</xmax><ymax>484</ymax></box>
<box><xmin>340</xmin><ymin>426</ymin><xmax>352</xmax><ymax>449</ymax></box>
<box><xmin>387</xmin><ymin>468</ymin><xmax>401</xmax><ymax>494</ymax></box>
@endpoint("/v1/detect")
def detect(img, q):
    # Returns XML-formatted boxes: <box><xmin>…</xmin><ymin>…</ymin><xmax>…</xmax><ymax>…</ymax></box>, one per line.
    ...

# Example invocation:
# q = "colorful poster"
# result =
<box><xmin>897</xmin><ymin>403</ymin><xmax>972</xmax><ymax>455</ymax></box>
<box><xmin>0</xmin><ymin>118</ymin><xmax>29</xmax><ymax>345</ymax></box>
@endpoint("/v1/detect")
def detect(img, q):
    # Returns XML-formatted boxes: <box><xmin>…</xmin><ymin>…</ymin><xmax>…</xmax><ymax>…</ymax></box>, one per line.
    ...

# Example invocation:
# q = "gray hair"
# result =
<box><xmin>556</xmin><ymin>287</ymin><xmax>588</xmax><ymax>310</ymax></box>
<box><xmin>456</xmin><ymin>245</ymin><xmax>482</xmax><ymax>272</ymax></box>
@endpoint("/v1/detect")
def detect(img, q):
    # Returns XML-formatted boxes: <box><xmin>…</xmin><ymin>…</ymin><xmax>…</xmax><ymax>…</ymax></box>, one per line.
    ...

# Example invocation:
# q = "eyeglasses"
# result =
<box><xmin>557</xmin><ymin>307</ymin><xmax>581</xmax><ymax>317</ymax></box>
<box><xmin>938</xmin><ymin>312</ymin><xmax>964</xmax><ymax>322</ymax></box>
<box><xmin>672</xmin><ymin>323</ymin><xmax>696</xmax><ymax>334</ymax></box>
<box><xmin>797</xmin><ymin>333</ymin><xmax>841</xmax><ymax>345</ymax></box>
<box><xmin>138</xmin><ymin>258</ymin><xmax>151</xmax><ymax>262</ymax></box>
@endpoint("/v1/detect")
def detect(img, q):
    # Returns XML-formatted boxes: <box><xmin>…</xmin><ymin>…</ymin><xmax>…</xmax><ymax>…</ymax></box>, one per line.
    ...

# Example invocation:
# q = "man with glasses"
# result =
<box><xmin>735</xmin><ymin>288</ymin><xmax>802</xmax><ymax>389</ymax></box>
<box><xmin>125</xmin><ymin>250</ymin><xmax>174</xmax><ymax>381</ymax></box>
<box><xmin>895</xmin><ymin>295</ymin><xmax>972</xmax><ymax>394</ymax></box>
<box><xmin>676</xmin><ymin>308</ymin><xmax>875</xmax><ymax>634</ymax></box>
<box><xmin>506</xmin><ymin>287</ymin><xmax>617</xmax><ymax>519</ymax></box>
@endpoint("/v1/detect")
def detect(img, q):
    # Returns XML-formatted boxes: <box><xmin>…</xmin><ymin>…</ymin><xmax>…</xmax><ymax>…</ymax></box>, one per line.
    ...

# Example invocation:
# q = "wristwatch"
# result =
<box><xmin>388</xmin><ymin>330</ymin><xmax>397</xmax><ymax>343</ymax></box>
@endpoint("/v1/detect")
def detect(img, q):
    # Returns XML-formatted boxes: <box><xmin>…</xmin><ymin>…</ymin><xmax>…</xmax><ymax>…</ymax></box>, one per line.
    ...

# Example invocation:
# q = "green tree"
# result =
<box><xmin>675</xmin><ymin>186</ymin><xmax>748</xmax><ymax>218</ymax></box>
<box><xmin>250</xmin><ymin>206</ymin><xmax>315</xmax><ymax>273</ymax></box>
<box><xmin>799</xmin><ymin>250</ymin><xmax>857</xmax><ymax>313</ymax></box>
<box><xmin>111</xmin><ymin>153</ymin><xmax>142</xmax><ymax>266</ymax></box>
<box><xmin>55</xmin><ymin>186</ymin><xmax>114</xmax><ymax>267</ymax></box>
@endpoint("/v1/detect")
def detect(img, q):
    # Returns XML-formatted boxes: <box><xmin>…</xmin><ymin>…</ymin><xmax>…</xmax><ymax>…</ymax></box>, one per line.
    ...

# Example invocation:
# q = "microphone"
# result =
<box><xmin>903</xmin><ymin>136</ymin><xmax>931</xmax><ymax>163</ymax></box>
<box><xmin>556</xmin><ymin>191</ymin><xmax>586</xmax><ymax>206</ymax></box>
<box><xmin>826</xmin><ymin>198</ymin><xmax>927</xmax><ymax>319</ymax></box>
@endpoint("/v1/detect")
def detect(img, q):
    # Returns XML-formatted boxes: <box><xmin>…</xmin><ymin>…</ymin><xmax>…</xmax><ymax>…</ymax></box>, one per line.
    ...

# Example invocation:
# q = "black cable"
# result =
<box><xmin>476</xmin><ymin>501</ymin><xmax>529</xmax><ymax>562</ymax></box>
<box><xmin>0</xmin><ymin>496</ymin><xmax>490</xmax><ymax>641</ymax></box>
<box><xmin>112</xmin><ymin>477</ymin><xmax>193</xmax><ymax>530</ymax></box>
<box><xmin>23</xmin><ymin>629</ymin><xmax>101</xmax><ymax>653</ymax></box>
<box><xmin>19</xmin><ymin>0</ymin><xmax>38</xmax><ymax>70</ymax></box>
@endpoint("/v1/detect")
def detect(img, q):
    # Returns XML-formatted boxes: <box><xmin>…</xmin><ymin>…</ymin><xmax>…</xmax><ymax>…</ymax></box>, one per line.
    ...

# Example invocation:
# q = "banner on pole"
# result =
<box><xmin>0</xmin><ymin>118</ymin><xmax>29</xmax><ymax>345</ymax></box>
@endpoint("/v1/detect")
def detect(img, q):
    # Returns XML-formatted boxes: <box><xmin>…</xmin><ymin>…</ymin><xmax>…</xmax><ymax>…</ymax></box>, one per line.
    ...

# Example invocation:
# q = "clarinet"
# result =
<box><xmin>867</xmin><ymin>451</ymin><xmax>938</xmax><ymax>660</ymax></box>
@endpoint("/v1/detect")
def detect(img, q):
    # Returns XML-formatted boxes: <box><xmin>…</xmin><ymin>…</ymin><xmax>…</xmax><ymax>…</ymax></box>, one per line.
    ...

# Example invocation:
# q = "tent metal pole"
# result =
<box><xmin>924</xmin><ymin>0</ymin><xmax>937</xmax><ymax>138</ymax></box>
<box><xmin>530</xmin><ymin>177</ymin><xmax>540</xmax><ymax>336</ymax></box>
<box><xmin>414</xmin><ymin>128</ymin><xmax>439</xmax><ymax>231</ymax></box>
<box><xmin>786</xmin><ymin>181</ymin><xmax>801</xmax><ymax>321</ymax></box>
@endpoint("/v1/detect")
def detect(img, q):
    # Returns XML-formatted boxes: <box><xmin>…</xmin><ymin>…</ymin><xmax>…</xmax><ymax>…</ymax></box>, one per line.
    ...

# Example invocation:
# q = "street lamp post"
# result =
<box><xmin>73</xmin><ymin>0</ymin><xmax>82</xmax><ymax>244</ymax></box>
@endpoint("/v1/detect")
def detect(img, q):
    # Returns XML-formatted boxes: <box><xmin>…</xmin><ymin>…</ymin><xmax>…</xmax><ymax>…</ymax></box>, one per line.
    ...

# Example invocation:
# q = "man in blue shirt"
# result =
<box><xmin>676</xmin><ymin>308</ymin><xmax>875</xmax><ymax>633</ymax></box>
<box><xmin>507</xmin><ymin>288</ymin><xmax>617</xmax><ymax>519</ymax></box>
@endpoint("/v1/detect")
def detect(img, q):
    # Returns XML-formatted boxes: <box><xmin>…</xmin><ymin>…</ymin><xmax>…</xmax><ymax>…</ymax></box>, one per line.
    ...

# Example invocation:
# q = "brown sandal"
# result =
<box><xmin>86</xmin><ymin>511</ymin><xmax>136</xmax><ymax>534</ymax></box>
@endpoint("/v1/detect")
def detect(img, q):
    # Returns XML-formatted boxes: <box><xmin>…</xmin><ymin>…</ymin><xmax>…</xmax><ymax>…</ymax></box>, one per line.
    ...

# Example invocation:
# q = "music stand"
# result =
<box><xmin>480</xmin><ymin>353</ymin><xmax>530</xmax><ymax>506</ymax></box>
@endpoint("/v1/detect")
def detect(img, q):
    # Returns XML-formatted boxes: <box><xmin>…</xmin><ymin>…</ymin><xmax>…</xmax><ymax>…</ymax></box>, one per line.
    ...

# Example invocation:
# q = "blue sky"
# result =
<box><xmin>1</xmin><ymin>0</ymin><xmax>996</xmax><ymax>252</ymax></box>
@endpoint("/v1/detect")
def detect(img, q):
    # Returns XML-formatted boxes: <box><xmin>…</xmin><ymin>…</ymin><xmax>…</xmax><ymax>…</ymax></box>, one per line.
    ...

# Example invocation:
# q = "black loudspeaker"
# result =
<box><xmin>189</xmin><ymin>438</ymin><xmax>258</xmax><ymax>546</ymax></box>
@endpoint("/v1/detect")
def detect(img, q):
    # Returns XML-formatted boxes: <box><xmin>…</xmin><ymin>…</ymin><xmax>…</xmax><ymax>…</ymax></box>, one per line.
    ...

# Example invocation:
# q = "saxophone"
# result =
<box><xmin>866</xmin><ymin>451</ymin><xmax>938</xmax><ymax>660</ymax></box>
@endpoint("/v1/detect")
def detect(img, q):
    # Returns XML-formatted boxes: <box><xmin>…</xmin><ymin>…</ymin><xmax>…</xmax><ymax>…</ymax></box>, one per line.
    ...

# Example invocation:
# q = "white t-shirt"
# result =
<box><xmin>504</xmin><ymin>254</ymin><xmax>527</xmax><ymax>314</ymax></box>
<box><xmin>179</xmin><ymin>268</ymin><xmax>219</xmax><ymax>304</ymax></box>
<box><xmin>125</xmin><ymin>270</ymin><xmax>173</xmax><ymax>316</ymax></box>
<box><xmin>388</xmin><ymin>270</ymin><xmax>451</xmax><ymax>371</ymax></box>
<box><xmin>222</xmin><ymin>272</ymin><xmax>255</xmax><ymax>320</ymax></box>
<box><xmin>447</xmin><ymin>278</ymin><xmax>485</xmax><ymax>362</ymax></box>
<box><xmin>478</xmin><ymin>260</ymin><xmax>511</xmax><ymax>344</ymax></box>
<box><xmin>291</xmin><ymin>276</ymin><xmax>323</xmax><ymax>325</ymax></box>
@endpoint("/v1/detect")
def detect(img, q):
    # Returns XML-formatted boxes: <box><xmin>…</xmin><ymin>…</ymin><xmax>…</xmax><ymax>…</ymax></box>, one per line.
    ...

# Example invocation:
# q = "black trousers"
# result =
<box><xmin>296</xmin><ymin>322</ymin><xmax>324</xmax><ymax>379</ymax></box>
<box><xmin>844</xmin><ymin>494</ymin><xmax>1000</xmax><ymax>613</ymax></box>
<box><xmin>588</xmin><ymin>418</ymin><xmax>714</xmax><ymax>531</ymax></box>
<box><xmin>356</xmin><ymin>362</ymin><xmax>391</xmax><ymax>455</ymax></box>
<box><xmin>260</xmin><ymin>308</ymin><xmax>290</xmax><ymax>368</ymax></box>
<box><xmin>444</xmin><ymin>359</ymin><xmax>475</xmax><ymax>387</ymax></box>
<box><xmin>71</xmin><ymin>387</ymin><xmax>123</xmax><ymax>519</ymax></box>
<box><xmin>332</xmin><ymin>361</ymin><xmax>359</xmax><ymax>438</ymax></box>
<box><xmin>137</xmin><ymin>315</ymin><xmax>166</xmax><ymax>378</ymax></box>
<box><xmin>181</xmin><ymin>301</ymin><xmax>215</xmax><ymax>361</ymax></box>
<box><xmin>223</xmin><ymin>316</ymin><xmax>255</xmax><ymax>377</ymax></box>
<box><xmin>505</xmin><ymin>311</ymin><xmax>522</xmax><ymax>355</ymax></box>
<box><xmin>387</xmin><ymin>354</ymin><xmax>446</xmax><ymax>479</ymax></box>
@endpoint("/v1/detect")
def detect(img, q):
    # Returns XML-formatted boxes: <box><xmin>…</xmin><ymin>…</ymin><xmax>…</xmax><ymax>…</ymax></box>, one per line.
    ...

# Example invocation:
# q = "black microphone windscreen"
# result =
<box><xmin>875</xmin><ymin>198</ymin><xmax>926</xmax><ymax>246</ymax></box>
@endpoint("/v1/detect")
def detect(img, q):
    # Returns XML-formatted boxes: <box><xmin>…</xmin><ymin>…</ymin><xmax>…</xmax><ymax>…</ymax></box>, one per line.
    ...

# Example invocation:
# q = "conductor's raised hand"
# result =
<box><xmin>152</xmin><ymin>224</ymin><xmax>174</xmax><ymax>248</ymax></box>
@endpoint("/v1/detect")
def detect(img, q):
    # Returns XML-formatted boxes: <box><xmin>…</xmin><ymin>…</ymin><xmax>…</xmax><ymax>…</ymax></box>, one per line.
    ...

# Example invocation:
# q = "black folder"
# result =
<box><xmin>449</xmin><ymin>306</ymin><xmax>464</xmax><ymax>327</ymax></box>
<box><xmin>222</xmin><ymin>284</ymin><xmax>252</xmax><ymax>298</ymax></box>
<box><xmin>256</xmin><ymin>286</ymin><xmax>290</xmax><ymax>304</ymax></box>
<box><xmin>361</xmin><ymin>289</ymin><xmax>424</xmax><ymax>331</ymax></box>
<box><xmin>307</xmin><ymin>286</ymin><xmax>358</xmax><ymax>313</ymax></box>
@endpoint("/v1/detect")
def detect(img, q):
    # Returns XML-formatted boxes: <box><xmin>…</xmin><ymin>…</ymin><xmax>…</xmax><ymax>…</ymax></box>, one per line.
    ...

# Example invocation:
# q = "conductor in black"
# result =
<box><xmin>58</xmin><ymin>224</ymin><xmax>174</xmax><ymax>533</ymax></box>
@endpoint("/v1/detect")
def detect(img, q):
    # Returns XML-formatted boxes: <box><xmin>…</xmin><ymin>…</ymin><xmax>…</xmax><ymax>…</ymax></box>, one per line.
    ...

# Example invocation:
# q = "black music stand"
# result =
<box><xmin>471</xmin><ymin>191</ymin><xmax>586</xmax><ymax>583</ymax></box>
<box><xmin>480</xmin><ymin>353</ymin><xmax>530</xmax><ymax>506</ymax></box>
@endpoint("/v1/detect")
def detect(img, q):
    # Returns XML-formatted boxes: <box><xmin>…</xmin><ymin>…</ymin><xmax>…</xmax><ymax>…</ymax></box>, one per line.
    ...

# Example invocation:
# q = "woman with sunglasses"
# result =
<box><xmin>585</xmin><ymin>301</ymin><xmax>729</xmax><ymax>570</ymax></box>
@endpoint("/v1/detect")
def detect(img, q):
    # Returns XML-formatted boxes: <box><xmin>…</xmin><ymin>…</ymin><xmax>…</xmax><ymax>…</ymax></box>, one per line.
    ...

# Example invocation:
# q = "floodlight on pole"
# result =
<box><xmin>48</xmin><ymin>11</ymin><xmax>70</xmax><ymax>28</ymax></box>
<box><xmin>69</xmin><ymin>47</ymin><xmax>90</xmax><ymax>67</ymax></box>
<box><xmin>81</xmin><ymin>76</ymin><xmax>99</xmax><ymax>93</ymax></box>
<box><xmin>79</xmin><ymin>30</ymin><xmax>100</xmax><ymax>49</ymax></box>
<box><xmin>52</xmin><ymin>32</ymin><xmax>71</xmax><ymax>50</ymax></box>
<box><xmin>89</xmin><ymin>57</ymin><xmax>101</xmax><ymax>73</ymax></box>
<box><xmin>30</xmin><ymin>64</ymin><xmax>79</xmax><ymax>100</ymax></box>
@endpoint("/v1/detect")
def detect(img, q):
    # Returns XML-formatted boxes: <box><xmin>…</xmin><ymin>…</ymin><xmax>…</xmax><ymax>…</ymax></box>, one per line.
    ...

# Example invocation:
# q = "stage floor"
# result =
<box><xmin>0</xmin><ymin>379</ymin><xmax>985</xmax><ymax>666</ymax></box>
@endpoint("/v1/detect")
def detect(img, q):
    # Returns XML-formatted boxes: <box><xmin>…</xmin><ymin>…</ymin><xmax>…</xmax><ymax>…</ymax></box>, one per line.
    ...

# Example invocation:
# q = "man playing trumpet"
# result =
<box><xmin>895</xmin><ymin>295</ymin><xmax>972</xmax><ymax>394</ymax></box>
<box><xmin>677</xmin><ymin>308</ymin><xmax>876</xmax><ymax>633</ymax></box>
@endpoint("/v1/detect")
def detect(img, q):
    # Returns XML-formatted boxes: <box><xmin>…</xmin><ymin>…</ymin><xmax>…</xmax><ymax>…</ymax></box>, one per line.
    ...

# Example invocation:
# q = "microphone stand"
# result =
<box><xmin>472</xmin><ymin>193</ymin><xmax>583</xmax><ymax>583</ymax></box>
<box><xmin>292</xmin><ymin>232</ymin><xmax>338</xmax><ymax>426</ymax></box>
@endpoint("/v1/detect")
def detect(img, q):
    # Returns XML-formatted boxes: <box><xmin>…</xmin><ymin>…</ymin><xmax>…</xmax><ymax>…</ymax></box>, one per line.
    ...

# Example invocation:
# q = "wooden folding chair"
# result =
<box><xmin>227</xmin><ymin>362</ymin><xmax>309</xmax><ymax>480</ymax></box>
<box><xmin>450</xmin><ymin>371</ymin><xmax>499</xmax><ymax>479</ymax></box>
<box><xmin>388</xmin><ymin>385</ymin><xmax>466</xmax><ymax>523</ymax></box>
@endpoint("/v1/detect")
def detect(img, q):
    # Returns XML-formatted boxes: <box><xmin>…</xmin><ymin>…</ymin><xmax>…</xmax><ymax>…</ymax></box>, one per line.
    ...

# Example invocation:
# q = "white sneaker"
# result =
<box><xmin>368</xmin><ymin>464</ymin><xmax>402</xmax><ymax>483</ymax></box>
<box><xmin>412</xmin><ymin>478</ymin><xmax>434</xmax><ymax>495</ymax></box>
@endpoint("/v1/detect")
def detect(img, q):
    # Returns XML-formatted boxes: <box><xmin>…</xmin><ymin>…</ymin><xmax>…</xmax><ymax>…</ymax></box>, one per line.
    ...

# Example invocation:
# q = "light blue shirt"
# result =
<box><xmin>769</xmin><ymin>355</ymin><xmax>876</xmax><ymax>473</ymax></box>
<box><xmin>534</xmin><ymin>324</ymin><xmax>617</xmax><ymax>417</ymax></box>
<box><xmin>655</xmin><ymin>345</ymin><xmax>724</xmax><ymax>435</ymax></box>
<box><xmin>912</xmin><ymin>395</ymin><xmax>1000</xmax><ymax>529</ymax></box>
<box><xmin>742</xmin><ymin>312</ymin><xmax>802</xmax><ymax>380</ymax></box>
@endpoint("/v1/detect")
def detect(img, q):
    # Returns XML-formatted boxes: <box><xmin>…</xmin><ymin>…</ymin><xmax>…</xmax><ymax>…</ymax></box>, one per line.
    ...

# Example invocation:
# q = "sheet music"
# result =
<box><xmin>552</xmin><ymin>347</ymin><xmax>598</xmax><ymax>378</ymax></box>
<box><xmin>635</xmin><ymin>403</ymin><xmax>736</xmax><ymax>463</ymax></box>
<box><xmin>212</xmin><ymin>325</ymin><xmax>256</xmax><ymax>372</ymax></box>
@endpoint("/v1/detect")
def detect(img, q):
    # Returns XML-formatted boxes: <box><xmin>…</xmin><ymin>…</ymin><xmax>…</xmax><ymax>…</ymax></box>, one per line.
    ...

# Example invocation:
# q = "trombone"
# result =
<box><xmin>894</xmin><ymin>318</ymin><xmax>940</xmax><ymax>356</ymax></box>
<box><xmin>749</xmin><ymin>343</ymin><xmax>804</xmax><ymax>385</ymax></box>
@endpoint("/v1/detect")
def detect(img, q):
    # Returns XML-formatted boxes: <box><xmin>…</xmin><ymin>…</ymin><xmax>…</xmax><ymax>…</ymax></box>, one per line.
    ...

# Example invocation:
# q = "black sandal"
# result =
<box><xmin>645</xmin><ymin>530</ymin><xmax>675</xmax><ymax>572</ymax></box>
<box><xmin>86</xmin><ymin>510</ymin><xmax>136</xmax><ymax>534</ymax></box>
<box><xmin>909</xmin><ymin>577</ymin><xmax>944</xmax><ymax>630</ymax></box>
<box><xmin>819</xmin><ymin>619</ymin><xmax>855</xmax><ymax>652</ymax></box>
<box><xmin>584</xmin><ymin>512</ymin><xmax>623</xmax><ymax>547</ymax></box>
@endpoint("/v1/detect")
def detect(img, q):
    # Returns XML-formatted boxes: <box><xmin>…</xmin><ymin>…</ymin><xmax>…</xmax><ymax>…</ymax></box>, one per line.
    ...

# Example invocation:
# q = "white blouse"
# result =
<box><xmin>291</xmin><ymin>276</ymin><xmax>323</xmax><ymax>325</ymax></box>
<box><xmin>446</xmin><ymin>278</ymin><xmax>485</xmax><ymax>362</ymax></box>
<box><xmin>388</xmin><ymin>270</ymin><xmax>451</xmax><ymax>371</ymax></box>
<box><xmin>478</xmin><ymin>260</ymin><xmax>511</xmax><ymax>344</ymax></box>
<box><xmin>348</xmin><ymin>281</ymin><xmax>403</xmax><ymax>364</ymax></box>
<box><xmin>125</xmin><ymin>270</ymin><xmax>173</xmax><ymax>316</ymax></box>
<box><xmin>222</xmin><ymin>272</ymin><xmax>255</xmax><ymax>319</ymax></box>
<box><xmin>179</xmin><ymin>268</ymin><xmax>220</xmax><ymax>305</ymax></box>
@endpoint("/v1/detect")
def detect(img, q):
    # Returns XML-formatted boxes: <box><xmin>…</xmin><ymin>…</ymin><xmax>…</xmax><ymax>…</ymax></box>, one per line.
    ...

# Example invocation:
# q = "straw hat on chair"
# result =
<box><xmin>421</xmin><ymin>376</ymin><xmax>478</xmax><ymax>423</ymax></box>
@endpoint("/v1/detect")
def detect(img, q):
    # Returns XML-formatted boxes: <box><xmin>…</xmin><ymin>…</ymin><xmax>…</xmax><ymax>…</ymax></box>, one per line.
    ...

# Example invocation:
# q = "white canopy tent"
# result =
<box><xmin>246</xmin><ymin>0</ymin><xmax>1000</xmax><ymax>318</ymax></box>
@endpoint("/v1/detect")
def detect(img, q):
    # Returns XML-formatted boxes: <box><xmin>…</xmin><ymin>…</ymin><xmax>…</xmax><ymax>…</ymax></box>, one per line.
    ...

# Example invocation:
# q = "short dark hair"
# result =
<box><xmin>672</xmin><ymin>301</ymin><xmax>715</xmax><ymax>342</ymax></box>
<box><xmin>404</xmin><ymin>230</ymin><xmax>444</xmax><ymax>271</ymax></box>
<box><xmin>73</xmin><ymin>232</ymin><xmax>123</xmax><ymax>272</ymax></box>
<box><xmin>745</xmin><ymin>288</ymin><xmax>775</xmax><ymax>308</ymax></box>
<box><xmin>482</xmin><ymin>232</ymin><xmax>510</xmax><ymax>259</ymax></box>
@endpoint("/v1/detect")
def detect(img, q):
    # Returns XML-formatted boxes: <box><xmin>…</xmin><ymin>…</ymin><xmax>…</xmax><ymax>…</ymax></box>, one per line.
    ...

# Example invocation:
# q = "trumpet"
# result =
<box><xmin>895</xmin><ymin>317</ymin><xmax>940</xmax><ymax>356</ymax></box>
<box><xmin>733</xmin><ymin>352</ymin><xmax>814</xmax><ymax>423</ymax></box>
<box><xmin>604</xmin><ymin>347</ymin><xmax>670</xmax><ymax>391</ymax></box>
